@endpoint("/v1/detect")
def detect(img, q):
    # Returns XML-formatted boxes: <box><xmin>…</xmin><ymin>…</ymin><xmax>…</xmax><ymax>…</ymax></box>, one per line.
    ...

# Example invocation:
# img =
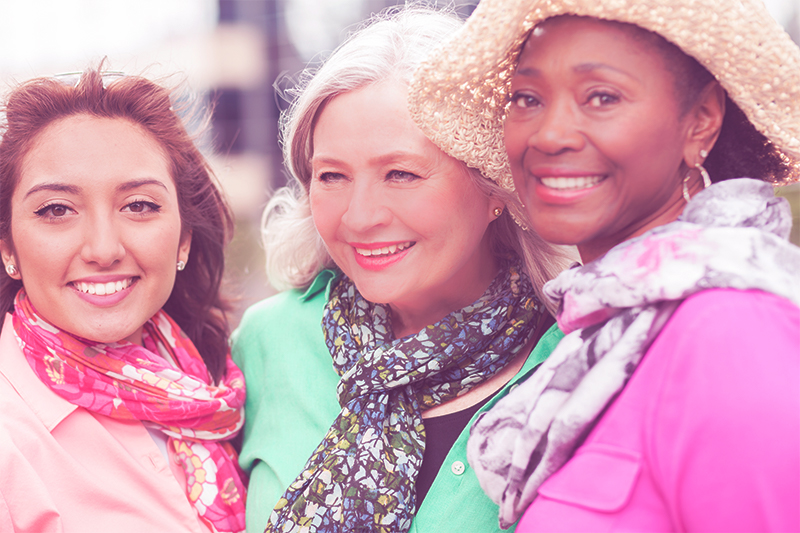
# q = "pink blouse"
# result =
<box><xmin>518</xmin><ymin>289</ymin><xmax>800</xmax><ymax>532</ymax></box>
<box><xmin>0</xmin><ymin>314</ymin><xmax>210</xmax><ymax>532</ymax></box>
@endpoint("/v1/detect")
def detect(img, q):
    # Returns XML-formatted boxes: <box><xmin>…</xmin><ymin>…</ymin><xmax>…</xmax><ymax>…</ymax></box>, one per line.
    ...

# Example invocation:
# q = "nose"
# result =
<box><xmin>527</xmin><ymin>98</ymin><xmax>586</xmax><ymax>155</ymax></box>
<box><xmin>340</xmin><ymin>177</ymin><xmax>392</xmax><ymax>233</ymax></box>
<box><xmin>80</xmin><ymin>214</ymin><xmax>125</xmax><ymax>267</ymax></box>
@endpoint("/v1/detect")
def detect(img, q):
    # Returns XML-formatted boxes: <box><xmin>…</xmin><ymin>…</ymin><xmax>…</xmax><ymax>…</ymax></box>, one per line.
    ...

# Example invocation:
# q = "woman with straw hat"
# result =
<box><xmin>232</xmin><ymin>6</ymin><xmax>570</xmax><ymax>533</ymax></box>
<box><xmin>410</xmin><ymin>0</ymin><xmax>800</xmax><ymax>530</ymax></box>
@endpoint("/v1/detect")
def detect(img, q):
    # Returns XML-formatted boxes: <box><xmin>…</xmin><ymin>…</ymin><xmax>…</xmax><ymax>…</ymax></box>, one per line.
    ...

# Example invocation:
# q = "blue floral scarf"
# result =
<box><xmin>266</xmin><ymin>262</ymin><xmax>547</xmax><ymax>532</ymax></box>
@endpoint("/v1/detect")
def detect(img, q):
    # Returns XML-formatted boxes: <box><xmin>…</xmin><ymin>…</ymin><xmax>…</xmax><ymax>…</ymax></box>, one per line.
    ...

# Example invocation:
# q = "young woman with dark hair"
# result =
<box><xmin>0</xmin><ymin>68</ymin><xmax>246</xmax><ymax>532</ymax></box>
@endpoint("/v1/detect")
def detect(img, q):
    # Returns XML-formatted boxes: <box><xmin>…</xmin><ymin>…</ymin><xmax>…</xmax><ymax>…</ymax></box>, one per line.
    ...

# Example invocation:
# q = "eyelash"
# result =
<box><xmin>33</xmin><ymin>200</ymin><xmax>162</xmax><ymax>221</ymax></box>
<box><xmin>316</xmin><ymin>170</ymin><xmax>422</xmax><ymax>183</ymax></box>
<box><xmin>509</xmin><ymin>90</ymin><xmax>621</xmax><ymax>110</ymax></box>
<box><xmin>386</xmin><ymin>170</ymin><xmax>420</xmax><ymax>182</ymax></box>
<box><xmin>317</xmin><ymin>172</ymin><xmax>344</xmax><ymax>183</ymax></box>
<box><xmin>586</xmin><ymin>91</ymin><xmax>621</xmax><ymax>107</ymax></box>
<box><xmin>510</xmin><ymin>92</ymin><xmax>541</xmax><ymax>109</ymax></box>
<box><xmin>124</xmin><ymin>200</ymin><xmax>162</xmax><ymax>214</ymax></box>
<box><xmin>34</xmin><ymin>202</ymin><xmax>72</xmax><ymax>221</ymax></box>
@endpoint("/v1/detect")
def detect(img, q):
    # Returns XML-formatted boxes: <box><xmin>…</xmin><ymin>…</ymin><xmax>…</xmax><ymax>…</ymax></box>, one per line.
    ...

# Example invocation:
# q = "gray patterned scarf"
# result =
<box><xmin>467</xmin><ymin>178</ymin><xmax>800</xmax><ymax>528</ymax></box>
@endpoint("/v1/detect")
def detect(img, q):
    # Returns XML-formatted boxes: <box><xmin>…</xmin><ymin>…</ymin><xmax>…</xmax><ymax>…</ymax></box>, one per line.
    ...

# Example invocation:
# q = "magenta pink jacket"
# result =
<box><xmin>518</xmin><ymin>289</ymin><xmax>800</xmax><ymax>532</ymax></box>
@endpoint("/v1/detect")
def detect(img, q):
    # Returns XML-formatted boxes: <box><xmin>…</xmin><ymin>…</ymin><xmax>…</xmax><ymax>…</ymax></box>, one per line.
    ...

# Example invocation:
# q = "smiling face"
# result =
<box><xmin>504</xmin><ymin>17</ymin><xmax>700</xmax><ymax>262</ymax></box>
<box><xmin>309</xmin><ymin>80</ymin><xmax>501</xmax><ymax>333</ymax></box>
<box><xmin>0</xmin><ymin>115</ymin><xmax>190</xmax><ymax>345</ymax></box>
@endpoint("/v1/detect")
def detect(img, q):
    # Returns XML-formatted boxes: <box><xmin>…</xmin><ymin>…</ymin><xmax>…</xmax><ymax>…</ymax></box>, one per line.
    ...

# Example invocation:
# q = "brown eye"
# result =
<box><xmin>123</xmin><ymin>200</ymin><xmax>161</xmax><ymax>214</ymax></box>
<box><xmin>510</xmin><ymin>92</ymin><xmax>541</xmax><ymax>109</ymax></box>
<box><xmin>587</xmin><ymin>92</ymin><xmax>621</xmax><ymax>108</ymax></box>
<box><xmin>34</xmin><ymin>203</ymin><xmax>72</xmax><ymax>219</ymax></box>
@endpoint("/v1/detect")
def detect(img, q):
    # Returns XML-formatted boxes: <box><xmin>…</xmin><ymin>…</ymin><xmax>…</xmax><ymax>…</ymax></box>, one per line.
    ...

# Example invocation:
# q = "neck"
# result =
<box><xmin>389</xmin><ymin>255</ymin><xmax>499</xmax><ymax>339</ymax></box>
<box><xmin>578</xmin><ymin>193</ymin><xmax>688</xmax><ymax>264</ymax></box>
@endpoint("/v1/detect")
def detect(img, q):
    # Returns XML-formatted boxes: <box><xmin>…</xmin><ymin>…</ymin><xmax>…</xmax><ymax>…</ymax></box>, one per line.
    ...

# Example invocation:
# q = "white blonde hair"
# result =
<box><xmin>263</xmin><ymin>5</ymin><xmax>571</xmax><ymax>302</ymax></box>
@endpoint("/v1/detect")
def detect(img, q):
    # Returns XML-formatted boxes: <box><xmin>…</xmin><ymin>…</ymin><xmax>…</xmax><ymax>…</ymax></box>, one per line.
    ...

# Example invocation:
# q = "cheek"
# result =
<box><xmin>503</xmin><ymin>122</ymin><xmax>523</xmax><ymax>160</ymax></box>
<box><xmin>308</xmin><ymin>189</ymin><xmax>341</xmax><ymax>241</ymax></box>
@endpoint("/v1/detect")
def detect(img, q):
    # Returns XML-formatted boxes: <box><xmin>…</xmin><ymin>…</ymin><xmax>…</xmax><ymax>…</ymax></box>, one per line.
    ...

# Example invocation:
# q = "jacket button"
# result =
<box><xmin>451</xmin><ymin>461</ymin><xmax>466</xmax><ymax>475</ymax></box>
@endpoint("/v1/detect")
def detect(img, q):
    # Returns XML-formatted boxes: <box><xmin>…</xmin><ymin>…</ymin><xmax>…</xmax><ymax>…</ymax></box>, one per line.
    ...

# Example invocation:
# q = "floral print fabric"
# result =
<box><xmin>12</xmin><ymin>290</ymin><xmax>248</xmax><ymax>533</ymax></box>
<box><xmin>267</xmin><ymin>262</ymin><xmax>546</xmax><ymax>533</ymax></box>
<box><xmin>467</xmin><ymin>178</ymin><xmax>800</xmax><ymax>528</ymax></box>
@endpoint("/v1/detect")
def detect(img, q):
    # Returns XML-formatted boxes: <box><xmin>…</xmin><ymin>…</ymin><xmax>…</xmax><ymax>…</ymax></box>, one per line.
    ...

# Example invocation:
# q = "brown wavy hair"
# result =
<box><xmin>0</xmin><ymin>68</ymin><xmax>234</xmax><ymax>382</ymax></box>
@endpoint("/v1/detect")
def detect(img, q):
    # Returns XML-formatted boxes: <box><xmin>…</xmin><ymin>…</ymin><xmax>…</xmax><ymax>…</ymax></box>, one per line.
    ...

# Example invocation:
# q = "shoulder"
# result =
<box><xmin>650</xmin><ymin>288</ymin><xmax>799</xmax><ymax>402</ymax></box>
<box><xmin>643</xmin><ymin>290</ymin><xmax>800</xmax><ymax>530</ymax></box>
<box><xmin>232</xmin><ymin>270</ymin><xmax>337</xmax><ymax>350</ymax></box>
<box><xmin>657</xmin><ymin>288</ymin><xmax>798</xmax><ymax>360</ymax></box>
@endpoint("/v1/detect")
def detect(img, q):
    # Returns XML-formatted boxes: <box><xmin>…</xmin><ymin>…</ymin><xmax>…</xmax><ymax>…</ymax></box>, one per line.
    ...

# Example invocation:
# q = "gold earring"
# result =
<box><xmin>493</xmin><ymin>207</ymin><xmax>503</xmax><ymax>217</ymax></box>
<box><xmin>682</xmin><ymin>163</ymin><xmax>712</xmax><ymax>202</ymax></box>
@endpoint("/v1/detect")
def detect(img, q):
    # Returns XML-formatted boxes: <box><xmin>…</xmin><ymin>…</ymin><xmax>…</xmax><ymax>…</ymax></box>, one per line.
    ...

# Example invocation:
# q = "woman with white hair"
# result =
<box><xmin>232</xmin><ymin>7</ymin><xmax>569</xmax><ymax>533</ymax></box>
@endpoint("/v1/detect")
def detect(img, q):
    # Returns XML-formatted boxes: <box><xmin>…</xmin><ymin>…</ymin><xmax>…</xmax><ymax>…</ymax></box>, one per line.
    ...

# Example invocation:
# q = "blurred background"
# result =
<box><xmin>0</xmin><ymin>0</ymin><xmax>797</xmax><ymax>323</ymax></box>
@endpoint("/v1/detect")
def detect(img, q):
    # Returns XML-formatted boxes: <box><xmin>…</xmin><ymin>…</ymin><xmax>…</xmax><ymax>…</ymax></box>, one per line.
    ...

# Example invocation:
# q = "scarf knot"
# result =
<box><xmin>267</xmin><ymin>261</ymin><xmax>546</xmax><ymax>533</ymax></box>
<box><xmin>13</xmin><ymin>291</ymin><xmax>248</xmax><ymax>533</ymax></box>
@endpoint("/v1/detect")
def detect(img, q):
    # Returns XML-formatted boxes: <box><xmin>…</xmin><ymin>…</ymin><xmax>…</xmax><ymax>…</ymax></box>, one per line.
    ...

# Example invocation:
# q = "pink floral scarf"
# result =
<box><xmin>12</xmin><ymin>289</ymin><xmax>248</xmax><ymax>533</ymax></box>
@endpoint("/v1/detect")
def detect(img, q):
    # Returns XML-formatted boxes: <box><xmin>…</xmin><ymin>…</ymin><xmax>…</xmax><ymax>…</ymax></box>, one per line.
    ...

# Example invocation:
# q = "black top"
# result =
<box><xmin>414</xmin><ymin>311</ymin><xmax>556</xmax><ymax>506</ymax></box>
<box><xmin>415</xmin><ymin>393</ymin><xmax>494</xmax><ymax>505</ymax></box>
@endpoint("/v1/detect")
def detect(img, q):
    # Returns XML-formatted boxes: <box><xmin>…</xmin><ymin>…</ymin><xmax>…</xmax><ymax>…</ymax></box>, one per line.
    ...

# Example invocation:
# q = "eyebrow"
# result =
<box><xmin>23</xmin><ymin>178</ymin><xmax>169</xmax><ymax>199</ymax></box>
<box><xmin>516</xmin><ymin>62</ymin><xmax>636</xmax><ymax>80</ymax></box>
<box><xmin>312</xmin><ymin>151</ymin><xmax>421</xmax><ymax>168</ymax></box>
<box><xmin>23</xmin><ymin>182</ymin><xmax>80</xmax><ymax>199</ymax></box>
<box><xmin>116</xmin><ymin>178</ymin><xmax>169</xmax><ymax>192</ymax></box>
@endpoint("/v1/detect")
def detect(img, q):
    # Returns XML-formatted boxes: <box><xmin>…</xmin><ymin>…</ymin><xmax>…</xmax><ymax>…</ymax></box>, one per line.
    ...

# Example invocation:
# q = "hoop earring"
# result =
<box><xmin>176</xmin><ymin>260</ymin><xmax>186</xmax><ymax>272</ymax></box>
<box><xmin>5</xmin><ymin>264</ymin><xmax>17</xmax><ymax>277</ymax></box>
<box><xmin>682</xmin><ymin>164</ymin><xmax>712</xmax><ymax>202</ymax></box>
<box><xmin>493</xmin><ymin>207</ymin><xmax>503</xmax><ymax>217</ymax></box>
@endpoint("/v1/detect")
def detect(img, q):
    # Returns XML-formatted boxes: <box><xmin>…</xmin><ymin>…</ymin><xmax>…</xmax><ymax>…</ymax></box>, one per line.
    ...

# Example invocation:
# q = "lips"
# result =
<box><xmin>354</xmin><ymin>241</ymin><xmax>415</xmax><ymax>257</ymax></box>
<box><xmin>539</xmin><ymin>175</ymin><xmax>606</xmax><ymax>190</ymax></box>
<box><xmin>71</xmin><ymin>277</ymin><xmax>136</xmax><ymax>296</ymax></box>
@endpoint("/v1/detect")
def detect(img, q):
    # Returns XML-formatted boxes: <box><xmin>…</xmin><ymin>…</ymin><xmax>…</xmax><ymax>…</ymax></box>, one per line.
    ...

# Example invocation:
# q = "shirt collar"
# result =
<box><xmin>0</xmin><ymin>313</ymin><xmax>77</xmax><ymax>432</ymax></box>
<box><xmin>299</xmin><ymin>269</ymin><xmax>339</xmax><ymax>302</ymax></box>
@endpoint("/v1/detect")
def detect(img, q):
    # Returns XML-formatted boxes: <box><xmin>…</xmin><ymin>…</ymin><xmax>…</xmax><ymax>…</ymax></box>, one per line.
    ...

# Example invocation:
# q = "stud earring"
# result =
<box><xmin>493</xmin><ymin>207</ymin><xmax>503</xmax><ymax>217</ymax></box>
<box><xmin>5</xmin><ymin>264</ymin><xmax>17</xmax><ymax>277</ymax></box>
<box><xmin>176</xmin><ymin>260</ymin><xmax>186</xmax><ymax>271</ymax></box>
<box><xmin>699</xmin><ymin>149</ymin><xmax>708</xmax><ymax>159</ymax></box>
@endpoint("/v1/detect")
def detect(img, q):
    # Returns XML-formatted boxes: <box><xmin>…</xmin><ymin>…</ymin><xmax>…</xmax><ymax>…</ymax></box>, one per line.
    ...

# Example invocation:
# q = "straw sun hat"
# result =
<box><xmin>408</xmin><ymin>0</ymin><xmax>800</xmax><ymax>193</ymax></box>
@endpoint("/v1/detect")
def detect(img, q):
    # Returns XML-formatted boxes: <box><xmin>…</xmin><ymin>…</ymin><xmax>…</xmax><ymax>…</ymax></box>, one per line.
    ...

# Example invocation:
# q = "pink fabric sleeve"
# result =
<box><xmin>648</xmin><ymin>289</ymin><xmax>800</xmax><ymax>532</ymax></box>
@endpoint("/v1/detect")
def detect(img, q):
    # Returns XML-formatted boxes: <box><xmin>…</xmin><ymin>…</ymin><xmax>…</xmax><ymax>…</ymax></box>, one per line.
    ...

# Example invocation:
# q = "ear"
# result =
<box><xmin>178</xmin><ymin>230</ymin><xmax>192</xmax><ymax>264</ymax></box>
<box><xmin>0</xmin><ymin>240</ymin><xmax>20</xmax><ymax>280</ymax></box>
<box><xmin>683</xmin><ymin>81</ymin><xmax>726</xmax><ymax>167</ymax></box>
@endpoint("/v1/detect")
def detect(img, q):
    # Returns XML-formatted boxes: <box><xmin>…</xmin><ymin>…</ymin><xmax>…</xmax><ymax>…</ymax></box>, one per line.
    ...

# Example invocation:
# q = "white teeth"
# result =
<box><xmin>76</xmin><ymin>278</ymin><xmax>133</xmax><ymax>296</ymax></box>
<box><xmin>355</xmin><ymin>242</ymin><xmax>414</xmax><ymax>257</ymax></box>
<box><xmin>540</xmin><ymin>175</ymin><xmax>605</xmax><ymax>190</ymax></box>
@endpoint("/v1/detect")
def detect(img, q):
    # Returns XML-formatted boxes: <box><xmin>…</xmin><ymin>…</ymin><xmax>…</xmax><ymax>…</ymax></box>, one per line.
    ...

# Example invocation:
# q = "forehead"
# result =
<box><xmin>312</xmin><ymin>80</ymin><xmax>444</xmax><ymax>162</ymax></box>
<box><xmin>19</xmin><ymin>115</ymin><xmax>171</xmax><ymax>187</ymax></box>
<box><xmin>519</xmin><ymin>16</ymin><xmax>668</xmax><ymax>68</ymax></box>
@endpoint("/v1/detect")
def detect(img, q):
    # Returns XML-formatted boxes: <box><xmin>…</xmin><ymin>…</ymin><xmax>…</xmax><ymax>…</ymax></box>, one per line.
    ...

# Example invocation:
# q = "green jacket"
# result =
<box><xmin>232</xmin><ymin>270</ymin><xmax>563</xmax><ymax>533</ymax></box>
